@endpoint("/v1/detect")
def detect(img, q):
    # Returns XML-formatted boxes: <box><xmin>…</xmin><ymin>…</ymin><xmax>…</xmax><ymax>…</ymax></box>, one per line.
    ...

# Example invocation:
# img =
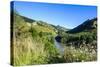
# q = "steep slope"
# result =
<box><xmin>55</xmin><ymin>18</ymin><xmax>97</xmax><ymax>63</ymax></box>
<box><xmin>68</xmin><ymin>18</ymin><xmax>97</xmax><ymax>33</ymax></box>
<box><xmin>11</xmin><ymin>12</ymin><xmax>60</xmax><ymax>65</ymax></box>
<box><xmin>56</xmin><ymin>18</ymin><xmax>97</xmax><ymax>50</ymax></box>
<box><xmin>21</xmin><ymin>15</ymin><xmax>35</xmax><ymax>23</ymax></box>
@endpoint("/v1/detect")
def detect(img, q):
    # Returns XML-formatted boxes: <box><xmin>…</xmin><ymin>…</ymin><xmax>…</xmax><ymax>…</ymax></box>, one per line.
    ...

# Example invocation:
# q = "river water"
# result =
<box><xmin>54</xmin><ymin>39</ymin><xmax>64</xmax><ymax>55</ymax></box>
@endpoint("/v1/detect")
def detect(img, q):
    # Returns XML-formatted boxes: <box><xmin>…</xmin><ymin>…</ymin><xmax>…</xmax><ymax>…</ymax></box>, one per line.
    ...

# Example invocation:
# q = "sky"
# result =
<box><xmin>11</xmin><ymin>1</ymin><xmax>97</xmax><ymax>29</ymax></box>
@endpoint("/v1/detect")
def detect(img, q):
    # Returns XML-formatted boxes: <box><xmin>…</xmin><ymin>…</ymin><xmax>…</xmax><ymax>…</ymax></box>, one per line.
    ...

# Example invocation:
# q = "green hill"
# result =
<box><xmin>68</xmin><ymin>18</ymin><xmax>97</xmax><ymax>33</ymax></box>
<box><xmin>56</xmin><ymin>18</ymin><xmax>97</xmax><ymax>49</ymax></box>
<box><xmin>11</xmin><ymin>12</ymin><xmax>60</xmax><ymax>66</ymax></box>
<box><xmin>55</xmin><ymin>18</ymin><xmax>97</xmax><ymax>63</ymax></box>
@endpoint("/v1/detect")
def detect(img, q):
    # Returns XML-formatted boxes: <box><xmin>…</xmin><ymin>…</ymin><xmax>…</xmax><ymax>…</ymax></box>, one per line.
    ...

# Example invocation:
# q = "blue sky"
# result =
<box><xmin>12</xmin><ymin>1</ymin><xmax>97</xmax><ymax>29</ymax></box>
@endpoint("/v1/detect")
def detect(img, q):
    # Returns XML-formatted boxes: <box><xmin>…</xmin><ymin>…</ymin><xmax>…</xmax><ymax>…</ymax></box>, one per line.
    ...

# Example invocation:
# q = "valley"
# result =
<box><xmin>11</xmin><ymin>11</ymin><xmax>97</xmax><ymax>66</ymax></box>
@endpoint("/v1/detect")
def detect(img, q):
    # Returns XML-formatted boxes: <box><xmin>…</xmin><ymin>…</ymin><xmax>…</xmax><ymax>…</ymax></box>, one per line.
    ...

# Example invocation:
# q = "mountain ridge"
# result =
<box><xmin>67</xmin><ymin>18</ymin><xmax>97</xmax><ymax>33</ymax></box>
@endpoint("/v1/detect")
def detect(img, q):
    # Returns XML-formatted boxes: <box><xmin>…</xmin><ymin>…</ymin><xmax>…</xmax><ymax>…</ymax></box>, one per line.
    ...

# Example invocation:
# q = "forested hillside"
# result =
<box><xmin>56</xmin><ymin>18</ymin><xmax>97</xmax><ymax>49</ymax></box>
<box><xmin>55</xmin><ymin>18</ymin><xmax>97</xmax><ymax>62</ymax></box>
<box><xmin>68</xmin><ymin>18</ymin><xmax>97</xmax><ymax>33</ymax></box>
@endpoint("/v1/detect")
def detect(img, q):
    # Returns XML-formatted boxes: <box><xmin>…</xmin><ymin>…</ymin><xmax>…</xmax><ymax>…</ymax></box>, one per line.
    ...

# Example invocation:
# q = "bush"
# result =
<box><xmin>29</xmin><ymin>27</ymin><xmax>38</xmax><ymax>38</ymax></box>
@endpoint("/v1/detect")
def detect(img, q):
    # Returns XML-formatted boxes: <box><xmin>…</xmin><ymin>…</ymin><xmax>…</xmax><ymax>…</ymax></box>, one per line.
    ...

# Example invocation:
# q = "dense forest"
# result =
<box><xmin>11</xmin><ymin>11</ymin><xmax>97</xmax><ymax>66</ymax></box>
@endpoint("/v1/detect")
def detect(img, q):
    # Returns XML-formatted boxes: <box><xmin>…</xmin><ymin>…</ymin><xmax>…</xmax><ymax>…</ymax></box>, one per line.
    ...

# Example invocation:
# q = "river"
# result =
<box><xmin>54</xmin><ymin>39</ymin><xmax>64</xmax><ymax>55</ymax></box>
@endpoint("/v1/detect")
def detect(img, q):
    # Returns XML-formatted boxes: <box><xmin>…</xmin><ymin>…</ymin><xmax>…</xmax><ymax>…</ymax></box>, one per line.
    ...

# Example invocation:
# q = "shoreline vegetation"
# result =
<box><xmin>11</xmin><ymin>11</ymin><xmax>97</xmax><ymax>66</ymax></box>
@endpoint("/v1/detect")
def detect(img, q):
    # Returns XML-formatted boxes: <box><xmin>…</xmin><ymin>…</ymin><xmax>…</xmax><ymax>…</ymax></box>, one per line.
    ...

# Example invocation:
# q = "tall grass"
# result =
<box><xmin>12</xmin><ymin>34</ymin><xmax>56</xmax><ymax>66</ymax></box>
<box><xmin>63</xmin><ymin>46</ymin><xmax>97</xmax><ymax>63</ymax></box>
<box><xmin>12</xmin><ymin>24</ymin><xmax>59</xmax><ymax>65</ymax></box>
